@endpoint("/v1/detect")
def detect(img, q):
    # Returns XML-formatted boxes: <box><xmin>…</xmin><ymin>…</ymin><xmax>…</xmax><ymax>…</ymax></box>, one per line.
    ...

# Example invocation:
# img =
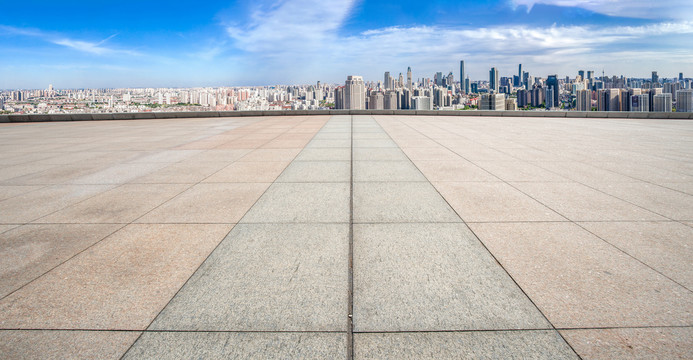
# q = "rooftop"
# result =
<box><xmin>0</xmin><ymin>114</ymin><xmax>691</xmax><ymax>359</ymax></box>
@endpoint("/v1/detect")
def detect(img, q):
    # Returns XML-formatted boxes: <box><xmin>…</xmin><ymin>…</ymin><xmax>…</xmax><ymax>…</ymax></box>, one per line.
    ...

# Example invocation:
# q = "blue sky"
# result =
<box><xmin>1</xmin><ymin>0</ymin><xmax>692</xmax><ymax>89</ymax></box>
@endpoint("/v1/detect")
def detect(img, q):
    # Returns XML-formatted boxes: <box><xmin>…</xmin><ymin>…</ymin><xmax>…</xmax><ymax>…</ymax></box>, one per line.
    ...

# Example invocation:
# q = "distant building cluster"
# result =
<box><xmin>2</xmin><ymin>64</ymin><xmax>692</xmax><ymax>115</ymax></box>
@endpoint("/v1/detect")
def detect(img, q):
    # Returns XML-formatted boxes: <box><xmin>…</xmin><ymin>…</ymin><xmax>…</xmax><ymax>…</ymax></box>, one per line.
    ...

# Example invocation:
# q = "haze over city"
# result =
<box><xmin>2</xmin><ymin>0</ymin><xmax>693</xmax><ymax>89</ymax></box>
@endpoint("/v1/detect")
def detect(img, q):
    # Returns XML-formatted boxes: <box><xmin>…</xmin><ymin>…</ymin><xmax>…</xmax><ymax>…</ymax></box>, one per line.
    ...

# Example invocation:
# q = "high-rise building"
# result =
<box><xmin>489</xmin><ymin>67</ymin><xmax>499</xmax><ymax>92</ymax></box>
<box><xmin>653</xmin><ymin>93</ymin><xmax>672</xmax><ymax>112</ymax></box>
<box><xmin>516</xmin><ymin>64</ymin><xmax>522</xmax><ymax>87</ymax></box>
<box><xmin>631</xmin><ymin>94</ymin><xmax>649</xmax><ymax>112</ymax></box>
<box><xmin>651</xmin><ymin>71</ymin><xmax>659</xmax><ymax>85</ymax></box>
<box><xmin>460</xmin><ymin>61</ymin><xmax>465</xmax><ymax>93</ymax></box>
<box><xmin>480</xmin><ymin>93</ymin><xmax>505</xmax><ymax>110</ymax></box>
<box><xmin>522</xmin><ymin>72</ymin><xmax>530</xmax><ymax>89</ymax></box>
<box><xmin>411</xmin><ymin>96</ymin><xmax>432</xmax><ymax>110</ymax></box>
<box><xmin>676</xmin><ymin>89</ymin><xmax>693</xmax><ymax>112</ymax></box>
<box><xmin>679</xmin><ymin>73</ymin><xmax>684</xmax><ymax>81</ymax></box>
<box><xmin>546</xmin><ymin>75</ymin><xmax>559</xmax><ymax>108</ymax></box>
<box><xmin>464</xmin><ymin>77</ymin><xmax>470</xmax><ymax>94</ymax></box>
<box><xmin>578</xmin><ymin>70</ymin><xmax>585</xmax><ymax>80</ymax></box>
<box><xmin>344</xmin><ymin>76</ymin><xmax>365</xmax><ymax>110</ymax></box>
<box><xmin>398</xmin><ymin>73</ymin><xmax>403</xmax><ymax>88</ymax></box>
<box><xmin>648</xmin><ymin>88</ymin><xmax>662</xmax><ymax>111</ymax></box>
<box><xmin>505</xmin><ymin>98</ymin><xmax>517</xmax><ymax>110</ymax></box>
<box><xmin>369</xmin><ymin>91</ymin><xmax>384</xmax><ymax>110</ymax></box>
<box><xmin>384</xmin><ymin>72</ymin><xmax>392</xmax><ymax>90</ymax></box>
<box><xmin>384</xmin><ymin>91</ymin><xmax>398</xmax><ymax>110</ymax></box>
<box><xmin>576</xmin><ymin>89</ymin><xmax>591</xmax><ymax>111</ymax></box>
<box><xmin>435</xmin><ymin>72</ymin><xmax>444</xmax><ymax>86</ymax></box>
<box><xmin>407</xmin><ymin>67</ymin><xmax>412</xmax><ymax>91</ymax></box>
<box><xmin>517</xmin><ymin>89</ymin><xmax>529</xmax><ymax>108</ymax></box>
<box><xmin>545</xmin><ymin>87</ymin><xmax>555</xmax><ymax>109</ymax></box>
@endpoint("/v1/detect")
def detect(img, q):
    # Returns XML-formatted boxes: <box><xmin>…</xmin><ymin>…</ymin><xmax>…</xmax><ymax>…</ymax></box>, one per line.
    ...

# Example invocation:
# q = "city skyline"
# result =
<box><xmin>1</xmin><ymin>0</ymin><xmax>693</xmax><ymax>89</ymax></box>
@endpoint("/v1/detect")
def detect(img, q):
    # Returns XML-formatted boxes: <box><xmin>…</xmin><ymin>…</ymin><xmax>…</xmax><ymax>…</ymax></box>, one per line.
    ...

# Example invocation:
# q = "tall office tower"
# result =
<box><xmin>344</xmin><ymin>76</ymin><xmax>365</xmax><ymax>110</ymax></box>
<box><xmin>546</xmin><ymin>75</ymin><xmax>559</xmax><ymax>108</ymax></box>
<box><xmin>545</xmin><ymin>87</ymin><xmax>555</xmax><ymax>109</ymax></box>
<box><xmin>384</xmin><ymin>91</ymin><xmax>398</xmax><ymax>110</ymax></box>
<box><xmin>652</xmin><ymin>71</ymin><xmax>659</xmax><ymax>85</ymax></box>
<box><xmin>384</xmin><ymin>72</ymin><xmax>392</xmax><ymax>90</ymax></box>
<box><xmin>465</xmin><ymin>77</ymin><xmax>470</xmax><ymax>94</ymax></box>
<box><xmin>435</xmin><ymin>72</ymin><xmax>444</xmax><ymax>86</ymax></box>
<box><xmin>517</xmin><ymin>89</ymin><xmax>529</xmax><ymax>108</ymax></box>
<box><xmin>516</xmin><ymin>64</ymin><xmax>522</xmax><ymax>87</ymax></box>
<box><xmin>480</xmin><ymin>93</ymin><xmax>505</xmax><ymax>110</ymax></box>
<box><xmin>460</xmin><ymin>61</ymin><xmax>465</xmax><ymax>92</ymax></box>
<box><xmin>407</xmin><ymin>67</ymin><xmax>413</xmax><ymax>91</ymax></box>
<box><xmin>369</xmin><ymin>91</ymin><xmax>384</xmax><ymax>110</ymax></box>
<box><xmin>398</xmin><ymin>73</ymin><xmax>404</xmax><ymax>88</ymax></box>
<box><xmin>489</xmin><ymin>67</ymin><xmax>499</xmax><ymax>92</ymax></box>
<box><xmin>446</xmin><ymin>72</ymin><xmax>454</xmax><ymax>87</ymax></box>
<box><xmin>586</xmin><ymin>71</ymin><xmax>594</xmax><ymax>80</ymax></box>
<box><xmin>648</xmin><ymin>88</ymin><xmax>662</xmax><ymax>111</ymax></box>
<box><xmin>402</xmin><ymin>88</ymin><xmax>412</xmax><ymax>109</ymax></box>
<box><xmin>676</xmin><ymin>89</ymin><xmax>693</xmax><ymax>112</ymax></box>
<box><xmin>522</xmin><ymin>72</ymin><xmax>530</xmax><ymax>89</ymax></box>
<box><xmin>48</xmin><ymin>84</ymin><xmax>53</xmax><ymax>92</ymax></box>
<box><xmin>679</xmin><ymin>73</ymin><xmax>684</xmax><ymax>81</ymax></box>
<box><xmin>653</xmin><ymin>93</ymin><xmax>672</xmax><ymax>112</ymax></box>
<box><xmin>433</xmin><ymin>87</ymin><xmax>446</xmax><ymax>108</ymax></box>
<box><xmin>411</xmin><ymin>96</ymin><xmax>433</xmax><ymax>110</ymax></box>
<box><xmin>578</xmin><ymin>70</ymin><xmax>585</xmax><ymax>80</ymax></box>
<box><xmin>620</xmin><ymin>88</ymin><xmax>640</xmax><ymax>112</ymax></box>
<box><xmin>576</xmin><ymin>89</ymin><xmax>592</xmax><ymax>111</ymax></box>
<box><xmin>631</xmin><ymin>94</ymin><xmax>649</xmax><ymax>112</ymax></box>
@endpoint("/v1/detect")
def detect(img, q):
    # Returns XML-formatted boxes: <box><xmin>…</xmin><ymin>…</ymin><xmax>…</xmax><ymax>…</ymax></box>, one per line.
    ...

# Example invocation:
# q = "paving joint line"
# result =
<box><xmin>378</xmin><ymin>116</ymin><xmax>583</xmax><ymax>360</ymax></box>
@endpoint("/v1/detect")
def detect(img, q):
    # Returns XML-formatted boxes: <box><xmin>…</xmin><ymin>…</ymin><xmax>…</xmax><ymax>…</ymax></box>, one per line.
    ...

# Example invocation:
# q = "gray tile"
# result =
<box><xmin>276</xmin><ymin>161</ymin><xmax>351</xmax><ymax>182</ymax></box>
<box><xmin>241</xmin><ymin>183</ymin><xmax>350</xmax><ymax>223</ymax></box>
<box><xmin>354</xmin><ymin>331</ymin><xmax>577</xmax><ymax>360</ymax></box>
<box><xmin>353</xmin><ymin>182</ymin><xmax>460</xmax><ymax>223</ymax></box>
<box><xmin>354</xmin><ymin>161</ymin><xmax>427</xmax><ymax>182</ymax></box>
<box><xmin>151</xmin><ymin>224</ymin><xmax>348</xmax><ymax>331</ymax></box>
<box><xmin>295</xmin><ymin>148</ymin><xmax>351</xmax><ymax>161</ymax></box>
<box><xmin>307</xmin><ymin>139</ymin><xmax>351</xmax><ymax>148</ymax></box>
<box><xmin>353</xmin><ymin>223</ymin><xmax>549</xmax><ymax>332</ymax></box>
<box><xmin>69</xmin><ymin>162</ymin><xmax>169</xmax><ymax>184</ymax></box>
<box><xmin>353</xmin><ymin>139</ymin><xmax>397</xmax><ymax>148</ymax></box>
<box><xmin>124</xmin><ymin>332</ymin><xmax>346</xmax><ymax>359</ymax></box>
<box><xmin>353</xmin><ymin>148</ymin><xmax>408</xmax><ymax>161</ymax></box>
<box><xmin>0</xmin><ymin>185</ymin><xmax>113</xmax><ymax>224</ymax></box>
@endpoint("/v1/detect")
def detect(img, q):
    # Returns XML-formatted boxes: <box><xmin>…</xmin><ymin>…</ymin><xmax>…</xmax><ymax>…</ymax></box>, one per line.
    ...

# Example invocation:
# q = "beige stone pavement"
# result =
<box><xmin>0</xmin><ymin>115</ymin><xmax>691</xmax><ymax>359</ymax></box>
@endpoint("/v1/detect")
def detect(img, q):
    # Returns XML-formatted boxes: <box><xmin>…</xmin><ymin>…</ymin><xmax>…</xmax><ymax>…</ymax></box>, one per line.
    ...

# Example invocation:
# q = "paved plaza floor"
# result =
<box><xmin>0</xmin><ymin>115</ymin><xmax>691</xmax><ymax>359</ymax></box>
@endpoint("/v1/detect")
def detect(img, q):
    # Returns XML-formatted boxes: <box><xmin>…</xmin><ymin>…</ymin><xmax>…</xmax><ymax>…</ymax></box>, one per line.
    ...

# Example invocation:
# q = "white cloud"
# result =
<box><xmin>511</xmin><ymin>0</ymin><xmax>693</xmax><ymax>20</ymax></box>
<box><xmin>0</xmin><ymin>25</ymin><xmax>139</xmax><ymax>56</ymax></box>
<box><xmin>222</xmin><ymin>0</ymin><xmax>693</xmax><ymax>84</ymax></box>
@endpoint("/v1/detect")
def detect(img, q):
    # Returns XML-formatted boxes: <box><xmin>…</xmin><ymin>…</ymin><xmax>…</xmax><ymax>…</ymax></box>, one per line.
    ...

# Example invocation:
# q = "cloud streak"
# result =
<box><xmin>511</xmin><ymin>0</ymin><xmax>693</xmax><ymax>20</ymax></box>
<box><xmin>0</xmin><ymin>25</ymin><xmax>139</xmax><ymax>56</ymax></box>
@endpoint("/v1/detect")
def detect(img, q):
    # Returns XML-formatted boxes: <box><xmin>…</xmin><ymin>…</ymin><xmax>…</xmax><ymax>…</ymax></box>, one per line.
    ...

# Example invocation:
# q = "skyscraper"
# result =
<box><xmin>653</xmin><ymin>93</ymin><xmax>672</xmax><ymax>112</ymax></box>
<box><xmin>676</xmin><ymin>89</ymin><xmax>693</xmax><ymax>112</ymax></box>
<box><xmin>407</xmin><ymin>67</ymin><xmax>412</xmax><ymax>91</ymax></box>
<box><xmin>460</xmin><ymin>61</ymin><xmax>465</xmax><ymax>93</ymax></box>
<box><xmin>679</xmin><ymin>73</ymin><xmax>684</xmax><ymax>81</ymax></box>
<box><xmin>652</xmin><ymin>71</ymin><xmax>659</xmax><ymax>85</ymax></box>
<box><xmin>576</xmin><ymin>89</ymin><xmax>591</xmax><ymax>111</ymax></box>
<box><xmin>516</xmin><ymin>64</ymin><xmax>522</xmax><ymax>87</ymax></box>
<box><xmin>546</xmin><ymin>75</ymin><xmax>559</xmax><ymax>108</ymax></box>
<box><xmin>384</xmin><ymin>72</ymin><xmax>392</xmax><ymax>90</ymax></box>
<box><xmin>489</xmin><ymin>67</ymin><xmax>499</xmax><ymax>92</ymax></box>
<box><xmin>345</xmin><ymin>75</ymin><xmax>365</xmax><ymax>110</ymax></box>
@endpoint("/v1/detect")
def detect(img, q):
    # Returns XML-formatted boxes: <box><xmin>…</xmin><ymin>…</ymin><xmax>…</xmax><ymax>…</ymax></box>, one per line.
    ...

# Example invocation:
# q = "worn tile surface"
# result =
<box><xmin>2</xmin><ymin>115</ymin><xmax>692</xmax><ymax>359</ymax></box>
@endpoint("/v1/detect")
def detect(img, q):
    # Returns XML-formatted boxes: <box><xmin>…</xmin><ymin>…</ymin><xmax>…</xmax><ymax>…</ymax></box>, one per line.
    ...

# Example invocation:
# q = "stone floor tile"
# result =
<box><xmin>413</xmin><ymin>160</ymin><xmax>499</xmax><ymax>182</ymax></box>
<box><xmin>238</xmin><ymin>148</ymin><xmax>301</xmax><ymax>162</ymax></box>
<box><xmin>69</xmin><ymin>162</ymin><xmax>169</xmax><ymax>184</ymax></box>
<box><xmin>0</xmin><ymin>224</ymin><xmax>122</xmax><ymax>298</ymax></box>
<box><xmin>137</xmin><ymin>183</ymin><xmax>269</xmax><ymax>224</ymax></box>
<box><xmin>241</xmin><ymin>183</ymin><xmax>350</xmax><ymax>223</ymax></box>
<box><xmin>295</xmin><ymin>148</ymin><xmax>351</xmax><ymax>161</ymax></box>
<box><xmin>401</xmin><ymin>147</ymin><xmax>461</xmax><ymax>161</ymax></box>
<box><xmin>474</xmin><ymin>160</ymin><xmax>570</xmax><ymax>182</ymax></box>
<box><xmin>36</xmin><ymin>184</ymin><xmax>188</xmax><ymax>224</ymax></box>
<box><xmin>204</xmin><ymin>161</ymin><xmax>290</xmax><ymax>183</ymax></box>
<box><xmin>591</xmin><ymin>182</ymin><xmax>693</xmax><ymax>220</ymax></box>
<box><xmin>469</xmin><ymin>222</ymin><xmax>693</xmax><ymax>328</ymax></box>
<box><xmin>0</xmin><ymin>185</ymin><xmax>43</xmax><ymax>201</ymax></box>
<box><xmin>513</xmin><ymin>182</ymin><xmax>666</xmax><ymax>221</ymax></box>
<box><xmin>353</xmin><ymin>182</ymin><xmax>460</xmax><ymax>223</ymax></box>
<box><xmin>352</xmin><ymin>148</ymin><xmax>408</xmax><ymax>161</ymax></box>
<box><xmin>578</xmin><ymin>221</ymin><xmax>693</xmax><ymax>289</ymax></box>
<box><xmin>306</xmin><ymin>139</ymin><xmax>351</xmax><ymax>148</ymax></box>
<box><xmin>560</xmin><ymin>327</ymin><xmax>693</xmax><ymax>360</ymax></box>
<box><xmin>0</xmin><ymin>330</ymin><xmax>140</xmax><ymax>360</ymax></box>
<box><xmin>0</xmin><ymin>185</ymin><xmax>113</xmax><ymax>224</ymax></box>
<box><xmin>353</xmin><ymin>223</ymin><xmax>549</xmax><ymax>331</ymax></box>
<box><xmin>353</xmin><ymin>161</ymin><xmax>427</xmax><ymax>182</ymax></box>
<box><xmin>124</xmin><ymin>332</ymin><xmax>347</xmax><ymax>359</ymax></box>
<box><xmin>353</xmin><ymin>331</ymin><xmax>577</xmax><ymax>360</ymax></box>
<box><xmin>130</xmin><ymin>161</ymin><xmax>229</xmax><ymax>184</ymax></box>
<box><xmin>434</xmin><ymin>182</ymin><xmax>564</xmax><ymax>222</ymax></box>
<box><xmin>151</xmin><ymin>224</ymin><xmax>348</xmax><ymax>331</ymax></box>
<box><xmin>0</xmin><ymin>224</ymin><xmax>232</xmax><ymax>330</ymax></box>
<box><xmin>276</xmin><ymin>161</ymin><xmax>351</xmax><ymax>183</ymax></box>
